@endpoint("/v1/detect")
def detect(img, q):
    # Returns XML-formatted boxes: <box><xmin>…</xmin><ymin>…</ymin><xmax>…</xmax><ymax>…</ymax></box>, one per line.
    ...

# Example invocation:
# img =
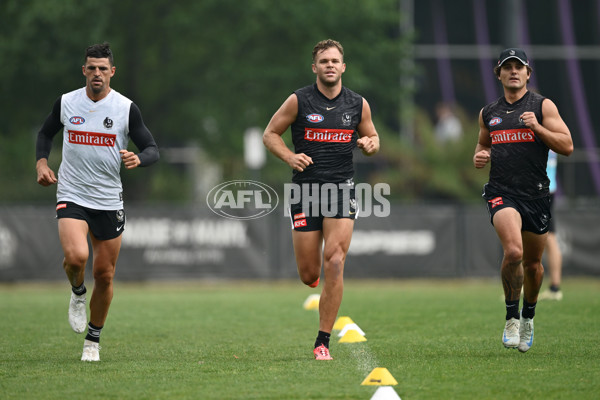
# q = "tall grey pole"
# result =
<box><xmin>399</xmin><ymin>0</ymin><xmax>415</xmax><ymax>144</ymax></box>
<box><xmin>502</xmin><ymin>0</ymin><xmax>521</xmax><ymax>47</ymax></box>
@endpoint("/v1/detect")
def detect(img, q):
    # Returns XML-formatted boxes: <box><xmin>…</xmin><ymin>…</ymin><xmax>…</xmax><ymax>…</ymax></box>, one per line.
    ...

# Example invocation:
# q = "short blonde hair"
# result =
<box><xmin>312</xmin><ymin>39</ymin><xmax>344</xmax><ymax>62</ymax></box>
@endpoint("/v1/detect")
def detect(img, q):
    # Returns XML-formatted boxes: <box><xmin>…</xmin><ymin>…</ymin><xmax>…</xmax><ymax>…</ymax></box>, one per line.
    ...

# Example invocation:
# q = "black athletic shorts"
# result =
<box><xmin>56</xmin><ymin>201</ymin><xmax>125</xmax><ymax>240</ymax></box>
<box><xmin>547</xmin><ymin>193</ymin><xmax>556</xmax><ymax>233</ymax></box>
<box><xmin>483</xmin><ymin>186</ymin><xmax>551</xmax><ymax>234</ymax></box>
<box><xmin>288</xmin><ymin>180</ymin><xmax>357</xmax><ymax>232</ymax></box>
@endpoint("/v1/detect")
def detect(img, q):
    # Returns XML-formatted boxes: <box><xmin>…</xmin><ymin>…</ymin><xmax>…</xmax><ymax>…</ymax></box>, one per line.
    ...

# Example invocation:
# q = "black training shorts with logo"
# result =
<box><xmin>56</xmin><ymin>201</ymin><xmax>125</xmax><ymax>240</ymax></box>
<box><xmin>482</xmin><ymin>185</ymin><xmax>551</xmax><ymax>234</ymax></box>
<box><xmin>547</xmin><ymin>193</ymin><xmax>556</xmax><ymax>233</ymax></box>
<box><xmin>288</xmin><ymin>180</ymin><xmax>357</xmax><ymax>232</ymax></box>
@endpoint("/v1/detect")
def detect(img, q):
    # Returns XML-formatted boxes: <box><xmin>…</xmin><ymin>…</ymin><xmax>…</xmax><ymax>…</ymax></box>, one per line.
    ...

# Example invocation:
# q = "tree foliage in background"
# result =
<box><xmin>373</xmin><ymin>107</ymin><xmax>487</xmax><ymax>203</ymax></box>
<box><xmin>1</xmin><ymin>0</ymin><xmax>484</xmax><ymax>205</ymax></box>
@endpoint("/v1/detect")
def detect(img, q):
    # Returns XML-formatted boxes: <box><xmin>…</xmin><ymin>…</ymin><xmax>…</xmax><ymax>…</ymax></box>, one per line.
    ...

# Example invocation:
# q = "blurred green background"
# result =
<box><xmin>2</xmin><ymin>0</ymin><xmax>598</xmax><ymax>206</ymax></box>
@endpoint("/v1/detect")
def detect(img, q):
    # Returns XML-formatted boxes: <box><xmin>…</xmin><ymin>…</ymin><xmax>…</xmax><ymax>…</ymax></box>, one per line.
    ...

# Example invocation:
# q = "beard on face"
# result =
<box><xmin>90</xmin><ymin>80</ymin><xmax>104</xmax><ymax>93</ymax></box>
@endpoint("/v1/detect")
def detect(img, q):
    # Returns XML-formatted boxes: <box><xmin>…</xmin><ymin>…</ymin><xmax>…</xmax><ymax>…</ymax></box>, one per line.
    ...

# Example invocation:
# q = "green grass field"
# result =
<box><xmin>1</xmin><ymin>279</ymin><xmax>599</xmax><ymax>399</ymax></box>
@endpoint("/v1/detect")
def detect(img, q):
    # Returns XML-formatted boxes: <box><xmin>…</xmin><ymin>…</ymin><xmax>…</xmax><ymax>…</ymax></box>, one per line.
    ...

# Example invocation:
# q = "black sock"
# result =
<box><xmin>85</xmin><ymin>322</ymin><xmax>103</xmax><ymax>343</ymax></box>
<box><xmin>505</xmin><ymin>300</ymin><xmax>520</xmax><ymax>320</ymax></box>
<box><xmin>314</xmin><ymin>330</ymin><xmax>331</xmax><ymax>349</ymax></box>
<box><xmin>72</xmin><ymin>283</ymin><xmax>87</xmax><ymax>296</ymax></box>
<box><xmin>522</xmin><ymin>300</ymin><xmax>536</xmax><ymax>319</ymax></box>
<box><xmin>550</xmin><ymin>284</ymin><xmax>560</xmax><ymax>292</ymax></box>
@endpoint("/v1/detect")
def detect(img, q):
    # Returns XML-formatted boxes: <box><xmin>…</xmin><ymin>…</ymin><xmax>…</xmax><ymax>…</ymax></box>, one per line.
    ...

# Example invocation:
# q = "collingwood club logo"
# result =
<box><xmin>207</xmin><ymin>180</ymin><xmax>279</xmax><ymax>220</ymax></box>
<box><xmin>104</xmin><ymin>117</ymin><xmax>113</xmax><ymax>129</ymax></box>
<box><xmin>342</xmin><ymin>112</ymin><xmax>352</xmax><ymax>126</ymax></box>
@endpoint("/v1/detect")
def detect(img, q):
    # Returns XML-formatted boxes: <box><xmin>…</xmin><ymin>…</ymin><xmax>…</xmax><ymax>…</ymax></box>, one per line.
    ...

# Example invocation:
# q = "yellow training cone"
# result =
<box><xmin>361</xmin><ymin>368</ymin><xmax>398</xmax><ymax>386</ymax></box>
<box><xmin>333</xmin><ymin>316</ymin><xmax>354</xmax><ymax>330</ymax></box>
<box><xmin>338</xmin><ymin>323</ymin><xmax>366</xmax><ymax>337</ymax></box>
<box><xmin>339</xmin><ymin>329</ymin><xmax>367</xmax><ymax>343</ymax></box>
<box><xmin>303</xmin><ymin>294</ymin><xmax>320</xmax><ymax>310</ymax></box>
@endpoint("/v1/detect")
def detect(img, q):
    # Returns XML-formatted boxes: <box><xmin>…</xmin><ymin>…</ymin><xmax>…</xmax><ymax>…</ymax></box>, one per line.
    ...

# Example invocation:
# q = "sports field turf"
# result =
<box><xmin>1</xmin><ymin>278</ymin><xmax>598</xmax><ymax>399</ymax></box>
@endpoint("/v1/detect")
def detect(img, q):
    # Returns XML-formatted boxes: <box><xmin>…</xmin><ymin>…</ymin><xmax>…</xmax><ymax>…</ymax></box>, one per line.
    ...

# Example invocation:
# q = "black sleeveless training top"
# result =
<box><xmin>482</xmin><ymin>91</ymin><xmax>549</xmax><ymax>199</ymax></box>
<box><xmin>290</xmin><ymin>84</ymin><xmax>362</xmax><ymax>183</ymax></box>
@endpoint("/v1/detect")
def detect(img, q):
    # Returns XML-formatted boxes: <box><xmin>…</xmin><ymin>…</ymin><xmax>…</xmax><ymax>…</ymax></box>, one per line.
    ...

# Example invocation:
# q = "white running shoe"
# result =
<box><xmin>518</xmin><ymin>317</ymin><xmax>534</xmax><ymax>353</ymax></box>
<box><xmin>81</xmin><ymin>339</ymin><xmax>100</xmax><ymax>362</ymax></box>
<box><xmin>68</xmin><ymin>292</ymin><xmax>87</xmax><ymax>334</ymax></box>
<box><xmin>538</xmin><ymin>289</ymin><xmax>563</xmax><ymax>301</ymax></box>
<box><xmin>502</xmin><ymin>318</ymin><xmax>520</xmax><ymax>348</ymax></box>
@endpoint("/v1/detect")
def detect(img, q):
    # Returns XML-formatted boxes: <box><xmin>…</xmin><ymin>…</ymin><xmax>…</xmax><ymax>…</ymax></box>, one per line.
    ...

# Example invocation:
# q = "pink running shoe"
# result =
<box><xmin>313</xmin><ymin>344</ymin><xmax>333</xmax><ymax>360</ymax></box>
<box><xmin>308</xmin><ymin>277</ymin><xmax>320</xmax><ymax>288</ymax></box>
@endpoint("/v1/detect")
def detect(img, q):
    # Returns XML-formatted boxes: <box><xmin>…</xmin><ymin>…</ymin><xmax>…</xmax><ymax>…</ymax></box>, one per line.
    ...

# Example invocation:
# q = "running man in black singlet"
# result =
<box><xmin>263</xmin><ymin>39</ymin><xmax>379</xmax><ymax>360</ymax></box>
<box><xmin>473</xmin><ymin>48</ymin><xmax>572</xmax><ymax>353</ymax></box>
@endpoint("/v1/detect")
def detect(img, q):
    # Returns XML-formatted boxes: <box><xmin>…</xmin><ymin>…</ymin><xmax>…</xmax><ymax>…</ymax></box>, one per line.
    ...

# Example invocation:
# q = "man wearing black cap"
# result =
<box><xmin>473</xmin><ymin>48</ymin><xmax>573</xmax><ymax>352</ymax></box>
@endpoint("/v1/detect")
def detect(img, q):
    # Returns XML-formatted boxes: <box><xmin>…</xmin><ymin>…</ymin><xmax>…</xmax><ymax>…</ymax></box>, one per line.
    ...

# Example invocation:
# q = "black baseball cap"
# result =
<box><xmin>497</xmin><ymin>48</ymin><xmax>529</xmax><ymax>67</ymax></box>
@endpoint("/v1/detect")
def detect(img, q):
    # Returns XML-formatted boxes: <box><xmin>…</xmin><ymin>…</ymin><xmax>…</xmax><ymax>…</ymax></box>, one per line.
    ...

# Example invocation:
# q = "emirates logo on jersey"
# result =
<box><xmin>67</xmin><ymin>130</ymin><xmax>116</xmax><ymax>147</ymax></box>
<box><xmin>304</xmin><ymin>128</ymin><xmax>354</xmax><ymax>143</ymax></box>
<box><xmin>491</xmin><ymin>129</ymin><xmax>535</xmax><ymax>144</ymax></box>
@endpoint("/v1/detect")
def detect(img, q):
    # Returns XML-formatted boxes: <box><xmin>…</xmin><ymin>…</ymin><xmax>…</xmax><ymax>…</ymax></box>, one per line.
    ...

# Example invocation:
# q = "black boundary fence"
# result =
<box><xmin>0</xmin><ymin>204</ymin><xmax>597</xmax><ymax>281</ymax></box>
